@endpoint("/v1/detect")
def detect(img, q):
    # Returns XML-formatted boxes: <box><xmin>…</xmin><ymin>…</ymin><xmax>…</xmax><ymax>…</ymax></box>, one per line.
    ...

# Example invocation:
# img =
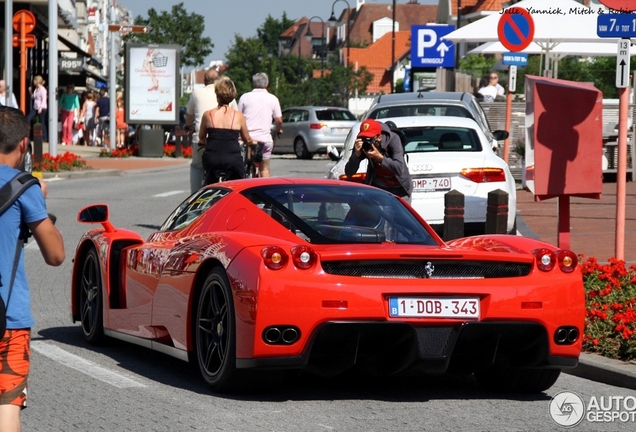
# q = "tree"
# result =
<box><xmin>257</xmin><ymin>13</ymin><xmax>295</xmax><ymax>57</ymax></box>
<box><xmin>224</xmin><ymin>14</ymin><xmax>373</xmax><ymax>108</ymax></box>
<box><xmin>124</xmin><ymin>2</ymin><xmax>212</xmax><ymax>68</ymax></box>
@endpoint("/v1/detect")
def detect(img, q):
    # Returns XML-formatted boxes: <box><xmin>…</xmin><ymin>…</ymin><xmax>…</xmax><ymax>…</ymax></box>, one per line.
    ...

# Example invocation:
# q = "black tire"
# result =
<box><xmin>79</xmin><ymin>248</ymin><xmax>105</xmax><ymax>344</ymax></box>
<box><xmin>475</xmin><ymin>367</ymin><xmax>561</xmax><ymax>393</ymax></box>
<box><xmin>195</xmin><ymin>268</ymin><xmax>242</xmax><ymax>392</ymax></box>
<box><xmin>245</xmin><ymin>161</ymin><xmax>258</xmax><ymax>179</ymax></box>
<box><xmin>294</xmin><ymin>138</ymin><xmax>312</xmax><ymax>160</ymax></box>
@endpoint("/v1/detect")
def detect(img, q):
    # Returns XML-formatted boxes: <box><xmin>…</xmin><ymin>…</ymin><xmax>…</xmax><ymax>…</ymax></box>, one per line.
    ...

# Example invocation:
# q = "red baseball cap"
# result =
<box><xmin>357</xmin><ymin>119</ymin><xmax>382</xmax><ymax>138</ymax></box>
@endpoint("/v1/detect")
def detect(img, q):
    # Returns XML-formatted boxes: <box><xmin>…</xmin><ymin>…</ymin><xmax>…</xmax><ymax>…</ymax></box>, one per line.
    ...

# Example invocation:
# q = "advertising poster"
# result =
<box><xmin>125</xmin><ymin>43</ymin><xmax>180</xmax><ymax>124</ymax></box>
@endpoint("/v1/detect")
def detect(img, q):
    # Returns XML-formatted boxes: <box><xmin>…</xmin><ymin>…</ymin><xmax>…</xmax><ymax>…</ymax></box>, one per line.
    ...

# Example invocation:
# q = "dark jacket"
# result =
<box><xmin>345</xmin><ymin>123</ymin><xmax>412</xmax><ymax>197</ymax></box>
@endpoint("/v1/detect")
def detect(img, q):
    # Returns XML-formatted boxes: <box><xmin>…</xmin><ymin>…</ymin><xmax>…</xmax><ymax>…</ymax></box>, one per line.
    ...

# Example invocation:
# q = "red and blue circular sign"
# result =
<box><xmin>597</xmin><ymin>1</ymin><xmax>636</xmax><ymax>11</ymax></box>
<box><xmin>497</xmin><ymin>7</ymin><xmax>535</xmax><ymax>52</ymax></box>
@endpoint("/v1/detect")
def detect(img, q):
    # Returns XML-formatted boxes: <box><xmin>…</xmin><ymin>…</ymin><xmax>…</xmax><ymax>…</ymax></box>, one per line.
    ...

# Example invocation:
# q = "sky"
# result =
<box><xmin>117</xmin><ymin>0</ymin><xmax>436</xmax><ymax>67</ymax></box>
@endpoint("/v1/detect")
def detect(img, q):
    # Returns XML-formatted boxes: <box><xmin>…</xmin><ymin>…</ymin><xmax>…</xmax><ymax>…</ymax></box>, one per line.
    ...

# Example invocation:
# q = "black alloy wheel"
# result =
<box><xmin>294</xmin><ymin>138</ymin><xmax>312</xmax><ymax>159</ymax></box>
<box><xmin>195</xmin><ymin>268</ymin><xmax>240</xmax><ymax>392</ymax></box>
<box><xmin>80</xmin><ymin>248</ymin><xmax>104</xmax><ymax>344</ymax></box>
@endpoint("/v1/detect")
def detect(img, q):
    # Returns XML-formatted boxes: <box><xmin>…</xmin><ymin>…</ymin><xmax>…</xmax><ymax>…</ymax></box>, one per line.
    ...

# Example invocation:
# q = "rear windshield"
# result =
<box><xmin>316</xmin><ymin>109</ymin><xmax>356</xmax><ymax>121</ymax></box>
<box><xmin>369</xmin><ymin>105</ymin><xmax>472</xmax><ymax>120</ymax></box>
<box><xmin>401</xmin><ymin>127</ymin><xmax>482</xmax><ymax>153</ymax></box>
<box><xmin>242</xmin><ymin>185</ymin><xmax>437</xmax><ymax>245</ymax></box>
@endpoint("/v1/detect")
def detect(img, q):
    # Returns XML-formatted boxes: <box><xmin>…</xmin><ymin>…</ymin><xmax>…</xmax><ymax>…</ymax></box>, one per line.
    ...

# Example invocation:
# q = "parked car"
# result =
<box><xmin>326</xmin><ymin>116</ymin><xmax>517</xmax><ymax>235</ymax></box>
<box><xmin>273</xmin><ymin>106</ymin><xmax>357</xmax><ymax>159</ymax></box>
<box><xmin>362</xmin><ymin>91</ymin><xmax>508</xmax><ymax>151</ymax></box>
<box><xmin>20</xmin><ymin>142</ymin><xmax>33</xmax><ymax>173</ymax></box>
<box><xmin>72</xmin><ymin>178</ymin><xmax>583</xmax><ymax>394</ymax></box>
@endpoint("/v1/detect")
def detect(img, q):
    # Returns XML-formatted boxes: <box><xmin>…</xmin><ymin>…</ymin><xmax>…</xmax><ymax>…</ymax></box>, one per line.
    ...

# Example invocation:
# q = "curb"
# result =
<box><xmin>39</xmin><ymin>160</ymin><xmax>190</xmax><ymax>180</ymax></box>
<box><xmin>41</xmin><ymin>169</ymin><xmax>124</xmax><ymax>180</ymax></box>
<box><xmin>565</xmin><ymin>353</ymin><xmax>636</xmax><ymax>391</ymax></box>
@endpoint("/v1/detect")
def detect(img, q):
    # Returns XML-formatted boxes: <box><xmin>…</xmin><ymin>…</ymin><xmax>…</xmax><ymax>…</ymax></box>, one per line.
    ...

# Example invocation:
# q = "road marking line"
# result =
<box><xmin>153</xmin><ymin>190</ymin><xmax>186</xmax><ymax>197</ymax></box>
<box><xmin>43</xmin><ymin>177</ymin><xmax>65</xmax><ymax>182</ymax></box>
<box><xmin>31</xmin><ymin>341</ymin><xmax>146</xmax><ymax>388</ymax></box>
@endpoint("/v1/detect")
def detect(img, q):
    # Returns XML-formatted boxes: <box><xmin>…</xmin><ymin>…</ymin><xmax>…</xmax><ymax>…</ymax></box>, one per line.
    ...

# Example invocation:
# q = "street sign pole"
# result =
<box><xmin>503</xmin><ymin>65</ymin><xmax>517</xmax><ymax>163</ymax></box>
<box><xmin>109</xmin><ymin>6</ymin><xmax>117</xmax><ymax>151</ymax></box>
<box><xmin>497</xmin><ymin>8</ymin><xmax>534</xmax><ymax>163</ymax></box>
<box><xmin>598</xmin><ymin>15</ymin><xmax>635</xmax><ymax>260</ymax></box>
<box><xmin>615</xmin><ymin>38</ymin><xmax>630</xmax><ymax>260</ymax></box>
<box><xmin>49</xmin><ymin>0</ymin><xmax>58</xmax><ymax>156</ymax></box>
<box><xmin>4</xmin><ymin>0</ymin><xmax>13</xmax><ymax>111</ymax></box>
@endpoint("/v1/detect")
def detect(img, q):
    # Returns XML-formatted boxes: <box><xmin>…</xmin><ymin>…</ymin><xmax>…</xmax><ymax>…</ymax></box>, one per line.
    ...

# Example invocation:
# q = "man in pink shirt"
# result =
<box><xmin>238</xmin><ymin>72</ymin><xmax>283</xmax><ymax>177</ymax></box>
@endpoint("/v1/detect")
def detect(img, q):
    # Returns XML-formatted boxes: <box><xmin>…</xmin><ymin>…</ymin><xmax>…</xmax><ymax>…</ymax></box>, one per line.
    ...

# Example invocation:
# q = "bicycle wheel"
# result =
<box><xmin>244</xmin><ymin>161</ymin><xmax>256</xmax><ymax>179</ymax></box>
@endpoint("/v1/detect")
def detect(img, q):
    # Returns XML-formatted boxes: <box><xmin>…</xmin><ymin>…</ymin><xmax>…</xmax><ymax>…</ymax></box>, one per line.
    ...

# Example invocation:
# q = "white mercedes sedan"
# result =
<box><xmin>326</xmin><ymin>116</ymin><xmax>517</xmax><ymax>235</ymax></box>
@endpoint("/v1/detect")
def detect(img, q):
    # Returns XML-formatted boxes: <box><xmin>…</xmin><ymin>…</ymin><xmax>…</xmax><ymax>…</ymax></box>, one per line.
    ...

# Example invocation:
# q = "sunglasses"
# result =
<box><xmin>489</xmin><ymin>76</ymin><xmax>498</xmax><ymax>80</ymax></box>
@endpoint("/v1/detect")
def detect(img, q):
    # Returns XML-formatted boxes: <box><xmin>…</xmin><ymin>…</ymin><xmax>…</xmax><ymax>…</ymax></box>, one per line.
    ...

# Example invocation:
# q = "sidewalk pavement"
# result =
<box><xmin>515</xmin><ymin>180</ymin><xmax>636</xmax><ymax>266</ymax></box>
<box><xmin>37</xmin><ymin>143</ymin><xmax>636</xmax><ymax>391</ymax></box>
<box><xmin>38</xmin><ymin>143</ymin><xmax>189</xmax><ymax>179</ymax></box>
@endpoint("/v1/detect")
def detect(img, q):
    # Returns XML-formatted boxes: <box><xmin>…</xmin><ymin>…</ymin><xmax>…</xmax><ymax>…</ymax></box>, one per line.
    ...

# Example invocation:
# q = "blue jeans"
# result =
<box><xmin>26</xmin><ymin>108</ymin><xmax>48</xmax><ymax>141</ymax></box>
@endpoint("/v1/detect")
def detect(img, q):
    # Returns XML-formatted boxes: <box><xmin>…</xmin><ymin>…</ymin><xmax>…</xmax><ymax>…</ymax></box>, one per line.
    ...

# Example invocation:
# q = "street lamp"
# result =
<box><xmin>305</xmin><ymin>16</ymin><xmax>325</xmax><ymax>79</ymax></box>
<box><xmin>328</xmin><ymin>0</ymin><xmax>350</xmax><ymax>67</ymax></box>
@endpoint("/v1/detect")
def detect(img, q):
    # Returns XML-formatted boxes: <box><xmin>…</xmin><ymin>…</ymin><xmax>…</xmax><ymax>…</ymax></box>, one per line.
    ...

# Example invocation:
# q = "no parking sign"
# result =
<box><xmin>498</xmin><ymin>7</ymin><xmax>535</xmax><ymax>52</ymax></box>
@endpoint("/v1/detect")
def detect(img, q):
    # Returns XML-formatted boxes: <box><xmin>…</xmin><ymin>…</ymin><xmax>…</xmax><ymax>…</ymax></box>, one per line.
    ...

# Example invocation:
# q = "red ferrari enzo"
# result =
<box><xmin>71</xmin><ymin>178</ymin><xmax>584</xmax><ymax>393</ymax></box>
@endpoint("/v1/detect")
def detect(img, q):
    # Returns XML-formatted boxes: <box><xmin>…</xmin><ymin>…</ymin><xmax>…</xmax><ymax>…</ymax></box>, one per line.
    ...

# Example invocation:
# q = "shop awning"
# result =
<box><xmin>57</xmin><ymin>34</ymin><xmax>103</xmax><ymax>69</ymax></box>
<box><xmin>83</xmin><ymin>66</ymin><xmax>108</xmax><ymax>84</ymax></box>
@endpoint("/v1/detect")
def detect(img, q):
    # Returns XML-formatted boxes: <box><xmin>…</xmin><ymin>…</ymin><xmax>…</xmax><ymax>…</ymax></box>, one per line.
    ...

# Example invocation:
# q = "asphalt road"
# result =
<box><xmin>21</xmin><ymin>159</ymin><xmax>636</xmax><ymax>431</ymax></box>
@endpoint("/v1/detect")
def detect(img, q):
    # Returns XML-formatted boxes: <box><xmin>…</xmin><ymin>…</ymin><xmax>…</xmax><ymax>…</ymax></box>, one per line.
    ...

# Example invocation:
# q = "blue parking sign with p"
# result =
<box><xmin>411</xmin><ymin>25</ymin><xmax>456</xmax><ymax>68</ymax></box>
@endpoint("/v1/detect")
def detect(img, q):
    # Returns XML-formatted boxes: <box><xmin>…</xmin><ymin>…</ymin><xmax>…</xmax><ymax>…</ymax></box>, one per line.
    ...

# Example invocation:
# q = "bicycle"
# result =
<box><xmin>244</xmin><ymin>141</ymin><xmax>264</xmax><ymax>179</ymax></box>
<box><xmin>206</xmin><ymin>169</ymin><xmax>230</xmax><ymax>184</ymax></box>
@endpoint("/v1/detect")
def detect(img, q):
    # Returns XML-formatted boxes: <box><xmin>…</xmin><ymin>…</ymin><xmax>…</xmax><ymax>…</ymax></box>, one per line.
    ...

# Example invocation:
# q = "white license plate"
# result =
<box><xmin>412</xmin><ymin>177</ymin><xmax>451</xmax><ymax>192</ymax></box>
<box><xmin>389</xmin><ymin>297</ymin><xmax>480</xmax><ymax>318</ymax></box>
<box><xmin>331</xmin><ymin>128</ymin><xmax>348</xmax><ymax>134</ymax></box>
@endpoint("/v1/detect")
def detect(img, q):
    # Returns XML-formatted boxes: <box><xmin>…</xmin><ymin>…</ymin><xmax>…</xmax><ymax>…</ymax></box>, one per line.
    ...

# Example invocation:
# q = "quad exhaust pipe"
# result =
<box><xmin>554</xmin><ymin>326</ymin><xmax>579</xmax><ymax>345</ymax></box>
<box><xmin>263</xmin><ymin>326</ymin><xmax>300</xmax><ymax>345</ymax></box>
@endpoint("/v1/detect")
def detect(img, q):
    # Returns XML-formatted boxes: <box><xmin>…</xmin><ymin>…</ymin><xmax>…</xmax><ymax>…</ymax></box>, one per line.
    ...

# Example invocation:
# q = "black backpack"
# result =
<box><xmin>0</xmin><ymin>171</ymin><xmax>40</xmax><ymax>336</ymax></box>
<box><xmin>383</xmin><ymin>121</ymin><xmax>407</xmax><ymax>148</ymax></box>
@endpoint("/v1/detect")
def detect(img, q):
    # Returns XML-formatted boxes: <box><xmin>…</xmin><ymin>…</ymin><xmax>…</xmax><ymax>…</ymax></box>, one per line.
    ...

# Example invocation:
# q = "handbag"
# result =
<box><xmin>0</xmin><ymin>172</ymin><xmax>40</xmax><ymax>336</ymax></box>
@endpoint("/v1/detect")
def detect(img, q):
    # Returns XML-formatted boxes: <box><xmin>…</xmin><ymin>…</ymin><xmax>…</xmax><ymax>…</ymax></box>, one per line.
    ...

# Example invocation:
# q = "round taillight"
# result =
<box><xmin>533</xmin><ymin>248</ymin><xmax>556</xmax><ymax>272</ymax></box>
<box><xmin>291</xmin><ymin>245</ymin><xmax>317</xmax><ymax>270</ymax></box>
<box><xmin>261</xmin><ymin>246</ymin><xmax>288</xmax><ymax>270</ymax></box>
<box><xmin>557</xmin><ymin>250</ymin><xmax>578</xmax><ymax>273</ymax></box>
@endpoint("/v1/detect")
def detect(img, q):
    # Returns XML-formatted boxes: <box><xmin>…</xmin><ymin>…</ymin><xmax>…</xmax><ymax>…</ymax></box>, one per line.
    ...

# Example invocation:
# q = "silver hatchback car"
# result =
<box><xmin>273</xmin><ymin>106</ymin><xmax>357</xmax><ymax>159</ymax></box>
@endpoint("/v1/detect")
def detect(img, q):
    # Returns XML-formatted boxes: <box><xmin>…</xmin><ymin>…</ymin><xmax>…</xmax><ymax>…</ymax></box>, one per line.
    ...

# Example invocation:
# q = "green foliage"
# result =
<box><xmin>461</xmin><ymin>53</ymin><xmax>635</xmax><ymax>98</ymax></box>
<box><xmin>225</xmin><ymin>35</ymin><xmax>273</xmax><ymax>96</ymax></box>
<box><xmin>257</xmin><ymin>13</ymin><xmax>295</xmax><ymax>56</ymax></box>
<box><xmin>459</xmin><ymin>55</ymin><xmax>498</xmax><ymax>78</ymax></box>
<box><xmin>125</xmin><ymin>2</ymin><xmax>212</xmax><ymax>68</ymax></box>
<box><xmin>224</xmin><ymin>14</ymin><xmax>372</xmax><ymax>109</ymax></box>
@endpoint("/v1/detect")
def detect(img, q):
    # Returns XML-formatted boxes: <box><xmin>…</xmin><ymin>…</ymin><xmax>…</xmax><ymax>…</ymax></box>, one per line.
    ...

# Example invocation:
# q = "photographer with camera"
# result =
<box><xmin>345</xmin><ymin>119</ymin><xmax>412</xmax><ymax>202</ymax></box>
<box><xmin>0</xmin><ymin>106</ymin><xmax>64</xmax><ymax>431</ymax></box>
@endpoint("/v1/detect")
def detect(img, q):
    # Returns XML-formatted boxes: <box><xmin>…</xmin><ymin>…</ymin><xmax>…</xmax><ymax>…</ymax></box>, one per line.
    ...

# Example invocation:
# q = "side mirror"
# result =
<box><xmin>78</xmin><ymin>204</ymin><xmax>115</xmax><ymax>233</ymax></box>
<box><xmin>78</xmin><ymin>204</ymin><xmax>109</xmax><ymax>223</ymax></box>
<box><xmin>493</xmin><ymin>130</ymin><xmax>509</xmax><ymax>141</ymax></box>
<box><xmin>327</xmin><ymin>145</ymin><xmax>341</xmax><ymax>161</ymax></box>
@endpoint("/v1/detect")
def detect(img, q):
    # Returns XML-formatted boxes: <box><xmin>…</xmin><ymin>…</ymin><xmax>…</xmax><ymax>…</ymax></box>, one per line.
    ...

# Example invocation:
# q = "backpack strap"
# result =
<box><xmin>0</xmin><ymin>172</ymin><xmax>40</xmax><ymax>216</ymax></box>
